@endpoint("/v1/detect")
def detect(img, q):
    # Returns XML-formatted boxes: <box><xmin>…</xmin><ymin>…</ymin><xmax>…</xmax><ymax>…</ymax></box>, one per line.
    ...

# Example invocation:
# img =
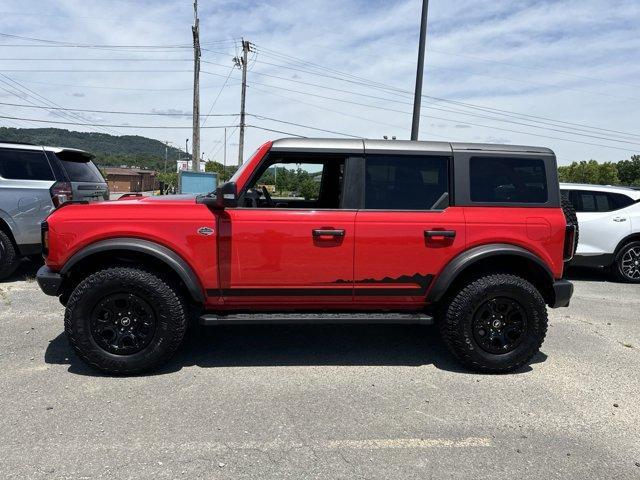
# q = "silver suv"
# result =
<box><xmin>0</xmin><ymin>142</ymin><xmax>108</xmax><ymax>280</ymax></box>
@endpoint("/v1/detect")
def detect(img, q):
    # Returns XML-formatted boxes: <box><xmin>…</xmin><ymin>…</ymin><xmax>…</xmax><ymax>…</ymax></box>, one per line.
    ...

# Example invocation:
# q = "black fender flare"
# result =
<box><xmin>60</xmin><ymin>238</ymin><xmax>205</xmax><ymax>303</ymax></box>
<box><xmin>426</xmin><ymin>243</ymin><xmax>554</xmax><ymax>303</ymax></box>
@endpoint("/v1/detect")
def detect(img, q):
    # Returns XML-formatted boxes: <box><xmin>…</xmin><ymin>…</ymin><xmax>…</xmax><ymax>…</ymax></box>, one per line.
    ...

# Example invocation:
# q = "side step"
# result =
<box><xmin>199</xmin><ymin>312</ymin><xmax>434</xmax><ymax>326</ymax></box>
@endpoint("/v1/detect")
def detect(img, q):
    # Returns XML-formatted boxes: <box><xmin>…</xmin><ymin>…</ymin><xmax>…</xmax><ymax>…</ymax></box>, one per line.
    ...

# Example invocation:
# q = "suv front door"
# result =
<box><xmin>219</xmin><ymin>154</ymin><xmax>357</xmax><ymax>306</ymax></box>
<box><xmin>353</xmin><ymin>149</ymin><xmax>465</xmax><ymax>307</ymax></box>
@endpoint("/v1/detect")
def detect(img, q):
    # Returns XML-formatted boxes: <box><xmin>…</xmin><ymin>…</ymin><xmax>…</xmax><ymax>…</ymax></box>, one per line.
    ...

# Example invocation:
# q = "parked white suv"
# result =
<box><xmin>561</xmin><ymin>183</ymin><xmax>640</xmax><ymax>282</ymax></box>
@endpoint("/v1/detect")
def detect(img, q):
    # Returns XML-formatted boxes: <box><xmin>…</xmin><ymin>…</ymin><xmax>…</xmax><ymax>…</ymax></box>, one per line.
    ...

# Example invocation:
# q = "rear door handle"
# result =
<box><xmin>424</xmin><ymin>230</ymin><xmax>456</xmax><ymax>239</ymax></box>
<box><xmin>613</xmin><ymin>217</ymin><xmax>627</xmax><ymax>222</ymax></box>
<box><xmin>312</xmin><ymin>229</ymin><xmax>345</xmax><ymax>238</ymax></box>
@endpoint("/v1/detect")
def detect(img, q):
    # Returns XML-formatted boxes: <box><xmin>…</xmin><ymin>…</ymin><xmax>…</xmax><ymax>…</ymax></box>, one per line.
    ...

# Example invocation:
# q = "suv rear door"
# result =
<box><xmin>352</xmin><ymin>141</ymin><xmax>465</xmax><ymax>306</ymax></box>
<box><xmin>47</xmin><ymin>150</ymin><xmax>108</xmax><ymax>202</ymax></box>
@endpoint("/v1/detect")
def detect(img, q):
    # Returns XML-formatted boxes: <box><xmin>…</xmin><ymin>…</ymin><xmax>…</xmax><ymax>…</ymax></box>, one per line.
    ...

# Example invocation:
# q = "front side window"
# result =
<box><xmin>241</xmin><ymin>155</ymin><xmax>344</xmax><ymax>209</ymax></box>
<box><xmin>0</xmin><ymin>149</ymin><xmax>54</xmax><ymax>181</ymax></box>
<box><xmin>470</xmin><ymin>157</ymin><xmax>547</xmax><ymax>204</ymax></box>
<box><xmin>364</xmin><ymin>155</ymin><xmax>449</xmax><ymax>210</ymax></box>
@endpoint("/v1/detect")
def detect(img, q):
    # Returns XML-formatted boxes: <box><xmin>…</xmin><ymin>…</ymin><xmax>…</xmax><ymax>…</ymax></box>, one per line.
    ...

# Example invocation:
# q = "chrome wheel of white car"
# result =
<box><xmin>615</xmin><ymin>242</ymin><xmax>640</xmax><ymax>283</ymax></box>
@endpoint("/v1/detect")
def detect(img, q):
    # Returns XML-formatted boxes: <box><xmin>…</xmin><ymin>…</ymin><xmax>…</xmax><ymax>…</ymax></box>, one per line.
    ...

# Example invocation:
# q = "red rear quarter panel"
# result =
<box><xmin>463</xmin><ymin>206</ymin><xmax>566</xmax><ymax>279</ymax></box>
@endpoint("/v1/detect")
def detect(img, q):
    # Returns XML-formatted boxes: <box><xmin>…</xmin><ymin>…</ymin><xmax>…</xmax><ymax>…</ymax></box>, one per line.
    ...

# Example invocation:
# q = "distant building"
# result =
<box><xmin>104</xmin><ymin>167</ymin><xmax>157</xmax><ymax>193</ymax></box>
<box><xmin>177</xmin><ymin>159</ymin><xmax>206</xmax><ymax>173</ymax></box>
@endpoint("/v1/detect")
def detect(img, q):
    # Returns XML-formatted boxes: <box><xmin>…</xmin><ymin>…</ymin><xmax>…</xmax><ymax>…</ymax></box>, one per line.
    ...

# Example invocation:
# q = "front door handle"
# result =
<box><xmin>424</xmin><ymin>230</ymin><xmax>456</xmax><ymax>239</ymax></box>
<box><xmin>312</xmin><ymin>229</ymin><xmax>345</xmax><ymax>238</ymax></box>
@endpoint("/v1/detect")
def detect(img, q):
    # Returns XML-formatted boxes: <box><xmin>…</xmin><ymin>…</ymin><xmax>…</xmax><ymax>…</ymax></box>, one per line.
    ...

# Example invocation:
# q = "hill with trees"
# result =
<box><xmin>0</xmin><ymin>127</ymin><xmax>186</xmax><ymax>171</ymax></box>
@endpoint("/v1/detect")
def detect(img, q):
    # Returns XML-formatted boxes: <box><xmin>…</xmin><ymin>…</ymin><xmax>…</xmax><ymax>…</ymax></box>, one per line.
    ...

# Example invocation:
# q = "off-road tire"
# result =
<box><xmin>0</xmin><ymin>230</ymin><xmax>20</xmax><ymax>281</ymax></box>
<box><xmin>561</xmin><ymin>192</ymin><xmax>579</xmax><ymax>260</ymax></box>
<box><xmin>613</xmin><ymin>241</ymin><xmax>640</xmax><ymax>283</ymax></box>
<box><xmin>65</xmin><ymin>266</ymin><xmax>187</xmax><ymax>375</ymax></box>
<box><xmin>439</xmin><ymin>274</ymin><xmax>548</xmax><ymax>373</ymax></box>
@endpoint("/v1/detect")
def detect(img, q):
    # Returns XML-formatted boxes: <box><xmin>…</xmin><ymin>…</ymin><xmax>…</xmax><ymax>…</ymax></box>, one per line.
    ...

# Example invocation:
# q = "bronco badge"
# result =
<box><xmin>197</xmin><ymin>227</ymin><xmax>215</xmax><ymax>236</ymax></box>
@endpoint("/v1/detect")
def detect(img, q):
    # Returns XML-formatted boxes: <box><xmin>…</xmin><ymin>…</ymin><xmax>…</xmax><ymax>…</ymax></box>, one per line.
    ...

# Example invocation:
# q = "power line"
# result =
<box><xmin>0</xmin><ymin>101</ymin><xmax>238</xmax><ymax>117</ymax></box>
<box><xmin>0</xmin><ymin>114</ymin><xmax>237</xmax><ymax>129</ymax></box>
<box><xmin>201</xmin><ymin>64</ymin><xmax>236</xmax><ymax>128</ymax></box>
<box><xmin>248</xmin><ymin>125</ymin><xmax>306</xmax><ymax>138</ymax></box>
<box><xmin>0</xmin><ymin>58</ymin><xmax>192</xmax><ymax>61</ymax></box>
<box><xmin>250</xmin><ymin>114</ymin><xmax>361</xmax><ymax>138</ymax></box>
<box><xmin>245</xmin><ymin>80</ymin><xmax>640</xmax><ymax>148</ymax></box>
<box><xmin>244</xmin><ymin>82</ymin><xmax>638</xmax><ymax>153</ymax></box>
<box><xmin>244</xmin><ymin>44</ymin><xmax>640</xmax><ymax>139</ymax></box>
<box><xmin>0</xmin><ymin>74</ymin><xmax>119</xmax><ymax>135</ymax></box>
<box><xmin>0</xmin><ymin>32</ymin><xmax>233</xmax><ymax>49</ymax></box>
<box><xmin>11</xmin><ymin>78</ymin><xmax>239</xmax><ymax>92</ymax></box>
<box><xmin>204</xmin><ymin>63</ymin><xmax>640</xmax><ymax>143</ymax></box>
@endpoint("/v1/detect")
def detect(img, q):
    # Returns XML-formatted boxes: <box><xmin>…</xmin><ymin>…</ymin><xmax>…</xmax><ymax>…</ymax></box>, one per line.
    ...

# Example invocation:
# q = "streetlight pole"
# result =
<box><xmin>411</xmin><ymin>0</ymin><xmax>430</xmax><ymax>141</ymax></box>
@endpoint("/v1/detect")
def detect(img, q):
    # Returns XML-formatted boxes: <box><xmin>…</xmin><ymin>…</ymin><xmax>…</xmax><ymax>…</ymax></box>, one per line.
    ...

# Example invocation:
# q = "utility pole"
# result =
<box><xmin>223</xmin><ymin>127</ymin><xmax>227</xmax><ymax>180</ymax></box>
<box><xmin>411</xmin><ymin>0</ymin><xmax>430</xmax><ymax>141</ymax></box>
<box><xmin>235</xmin><ymin>39</ymin><xmax>251</xmax><ymax>166</ymax></box>
<box><xmin>191</xmin><ymin>0</ymin><xmax>201</xmax><ymax>171</ymax></box>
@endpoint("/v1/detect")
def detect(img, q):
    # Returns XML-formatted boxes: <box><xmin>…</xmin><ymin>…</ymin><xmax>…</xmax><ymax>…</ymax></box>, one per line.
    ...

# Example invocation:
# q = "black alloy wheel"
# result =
<box><xmin>90</xmin><ymin>293</ymin><xmax>157</xmax><ymax>355</ymax></box>
<box><xmin>472</xmin><ymin>297</ymin><xmax>527</xmax><ymax>354</ymax></box>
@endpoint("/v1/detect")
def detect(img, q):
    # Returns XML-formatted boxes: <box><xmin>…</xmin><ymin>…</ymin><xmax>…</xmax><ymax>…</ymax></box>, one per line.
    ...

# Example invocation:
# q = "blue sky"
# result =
<box><xmin>0</xmin><ymin>0</ymin><xmax>639</xmax><ymax>165</ymax></box>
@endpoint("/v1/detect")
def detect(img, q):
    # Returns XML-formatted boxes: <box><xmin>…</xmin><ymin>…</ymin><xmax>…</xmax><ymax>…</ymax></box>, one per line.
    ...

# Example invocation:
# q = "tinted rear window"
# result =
<box><xmin>0</xmin><ymin>148</ymin><xmax>54</xmax><ymax>180</ymax></box>
<box><xmin>470</xmin><ymin>157</ymin><xmax>547</xmax><ymax>203</ymax></box>
<box><xmin>56</xmin><ymin>155</ymin><xmax>104</xmax><ymax>183</ymax></box>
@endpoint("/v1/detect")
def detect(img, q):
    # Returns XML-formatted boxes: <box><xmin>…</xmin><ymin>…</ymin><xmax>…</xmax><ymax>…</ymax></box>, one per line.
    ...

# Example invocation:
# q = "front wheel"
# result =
<box><xmin>613</xmin><ymin>241</ymin><xmax>640</xmax><ymax>283</ymax></box>
<box><xmin>65</xmin><ymin>267</ymin><xmax>187</xmax><ymax>375</ymax></box>
<box><xmin>439</xmin><ymin>274</ymin><xmax>548</xmax><ymax>373</ymax></box>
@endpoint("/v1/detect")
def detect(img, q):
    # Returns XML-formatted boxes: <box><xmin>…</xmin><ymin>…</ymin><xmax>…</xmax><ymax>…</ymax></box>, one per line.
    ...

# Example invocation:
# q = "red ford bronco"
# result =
<box><xmin>37</xmin><ymin>139</ymin><xmax>577</xmax><ymax>374</ymax></box>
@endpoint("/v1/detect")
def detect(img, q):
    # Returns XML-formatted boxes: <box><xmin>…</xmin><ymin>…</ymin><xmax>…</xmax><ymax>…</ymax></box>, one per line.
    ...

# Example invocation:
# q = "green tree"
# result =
<box><xmin>204</xmin><ymin>161</ymin><xmax>237</xmax><ymax>182</ymax></box>
<box><xmin>157</xmin><ymin>172</ymin><xmax>178</xmax><ymax>194</ymax></box>
<box><xmin>558</xmin><ymin>160</ymin><xmax>619</xmax><ymax>185</ymax></box>
<box><xmin>598</xmin><ymin>162</ymin><xmax>619</xmax><ymax>185</ymax></box>
<box><xmin>616</xmin><ymin>155</ymin><xmax>640</xmax><ymax>186</ymax></box>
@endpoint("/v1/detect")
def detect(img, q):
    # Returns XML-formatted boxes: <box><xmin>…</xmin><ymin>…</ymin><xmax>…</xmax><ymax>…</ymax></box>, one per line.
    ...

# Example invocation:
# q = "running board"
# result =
<box><xmin>199</xmin><ymin>312</ymin><xmax>434</xmax><ymax>326</ymax></box>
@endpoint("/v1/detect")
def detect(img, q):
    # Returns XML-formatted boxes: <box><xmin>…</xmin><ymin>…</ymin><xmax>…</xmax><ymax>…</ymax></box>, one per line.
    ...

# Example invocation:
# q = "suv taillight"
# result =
<box><xmin>41</xmin><ymin>221</ymin><xmax>49</xmax><ymax>257</ymax></box>
<box><xmin>564</xmin><ymin>225</ymin><xmax>576</xmax><ymax>261</ymax></box>
<box><xmin>50</xmin><ymin>181</ymin><xmax>73</xmax><ymax>207</ymax></box>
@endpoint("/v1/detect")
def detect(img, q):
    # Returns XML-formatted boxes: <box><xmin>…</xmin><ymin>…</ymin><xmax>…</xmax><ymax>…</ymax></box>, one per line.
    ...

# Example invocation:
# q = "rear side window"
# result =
<box><xmin>0</xmin><ymin>149</ymin><xmax>54</xmax><ymax>180</ymax></box>
<box><xmin>470</xmin><ymin>157</ymin><xmax>547</xmax><ymax>203</ymax></box>
<box><xmin>364</xmin><ymin>155</ymin><xmax>449</xmax><ymax>210</ymax></box>
<box><xmin>567</xmin><ymin>190</ymin><xmax>635</xmax><ymax>212</ymax></box>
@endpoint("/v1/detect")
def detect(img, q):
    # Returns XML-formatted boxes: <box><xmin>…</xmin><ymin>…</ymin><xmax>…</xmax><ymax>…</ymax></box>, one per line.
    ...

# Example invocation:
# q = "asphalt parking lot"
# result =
<box><xmin>0</xmin><ymin>262</ymin><xmax>638</xmax><ymax>479</ymax></box>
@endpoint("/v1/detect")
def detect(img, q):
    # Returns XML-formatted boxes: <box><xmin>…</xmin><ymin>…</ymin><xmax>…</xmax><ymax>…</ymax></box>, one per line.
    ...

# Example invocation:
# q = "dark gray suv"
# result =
<box><xmin>0</xmin><ymin>142</ymin><xmax>108</xmax><ymax>280</ymax></box>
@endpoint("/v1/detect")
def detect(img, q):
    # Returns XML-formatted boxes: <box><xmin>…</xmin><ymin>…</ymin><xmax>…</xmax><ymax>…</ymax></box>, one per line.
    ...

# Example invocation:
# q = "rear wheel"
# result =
<box><xmin>65</xmin><ymin>266</ymin><xmax>187</xmax><ymax>374</ymax></box>
<box><xmin>439</xmin><ymin>274</ymin><xmax>548</xmax><ymax>373</ymax></box>
<box><xmin>613</xmin><ymin>241</ymin><xmax>640</xmax><ymax>283</ymax></box>
<box><xmin>0</xmin><ymin>230</ymin><xmax>20</xmax><ymax>281</ymax></box>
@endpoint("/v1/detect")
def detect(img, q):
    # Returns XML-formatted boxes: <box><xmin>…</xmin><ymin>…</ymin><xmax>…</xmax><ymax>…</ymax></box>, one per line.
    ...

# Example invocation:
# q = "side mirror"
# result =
<box><xmin>196</xmin><ymin>182</ymin><xmax>237</xmax><ymax>209</ymax></box>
